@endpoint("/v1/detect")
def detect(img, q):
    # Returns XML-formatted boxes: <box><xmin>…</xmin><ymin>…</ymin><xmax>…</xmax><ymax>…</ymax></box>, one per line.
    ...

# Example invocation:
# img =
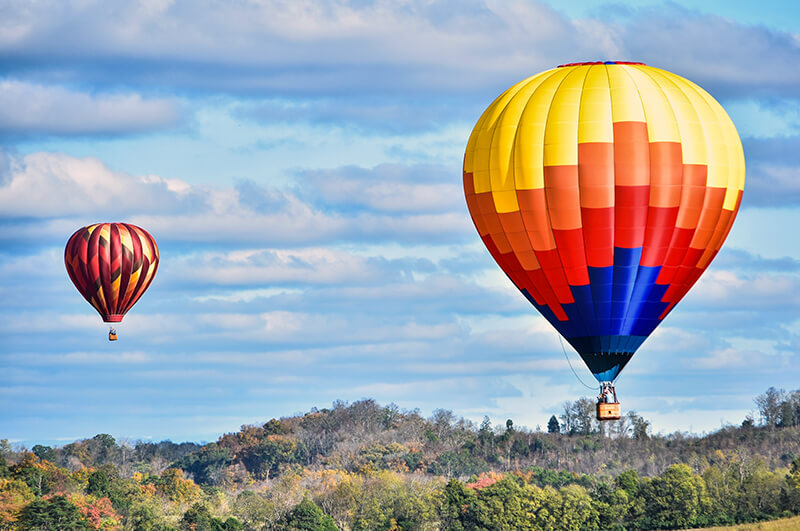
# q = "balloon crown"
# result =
<box><xmin>557</xmin><ymin>61</ymin><xmax>646</xmax><ymax>67</ymax></box>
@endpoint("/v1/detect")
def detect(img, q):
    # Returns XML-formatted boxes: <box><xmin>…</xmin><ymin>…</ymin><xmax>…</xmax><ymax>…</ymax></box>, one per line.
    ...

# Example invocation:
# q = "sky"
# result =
<box><xmin>2</xmin><ymin>0</ymin><xmax>800</xmax><ymax>447</ymax></box>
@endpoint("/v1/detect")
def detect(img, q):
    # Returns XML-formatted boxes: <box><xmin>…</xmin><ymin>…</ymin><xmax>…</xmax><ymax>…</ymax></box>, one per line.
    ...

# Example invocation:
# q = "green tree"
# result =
<box><xmin>785</xmin><ymin>457</ymin><xmax>800</xmax><ymax>513</ymax></box>
<box><xmin>31</xmin><ymin>446</ymin><xmax>57</xmax><ymax>464</ymax></box>
<box><xmin>345</xmin><ymin>471</ymin><xmax>441</xmax><ymax>530</ymax></box>
<box><xmin>462</xmin><ymin>476</ymin><xmax>530</xmax><ymax>530</ymax></box>
<box><xmin>702</xmin><ymin>463</ymin><xmax>738</xmax><ymax>525</ymax></box>
<box><xmin>737</xmin><ymin>459</ymin><xmax>784</xmax><ymax>521</ymax></box>
<box><xmin>637</xmin><ymin>464</ymin><xmax>709</xmax><ymax>529</ymax></box>
<box><xmin>240</xmin><ymin>437</ymin><xmax>307</xmax><ymax>479</ymax></box>
<box><xmin>779</xmin><ymin>400</ymin><xmax>797</xmax><ymax>427</ymax></box>
<box><xmin>263</xmin><ymin>419</ymin><xmax>289</xmax><ymax>435</ymax></box>
<box><xmin>16</xmin><ymin>495</ymin><xmax>89</xmax><ymax>530</ymax></box>
<box><xmin>281</xmin><ymin>497</ymin><xmax>336</xmax><ymax>531</ymax></box>
<box><xmin>125</xmin><ymin>502</ymin><xmax>176</xmax><ymax>531</ymax></box>
<box><xmin>440</xmin><ymin>479</ymin><xmax>474</xmax><ymax>531</ymax></box>
<box><xmin>614</xmin><ymin>470</ymin><xmax>640</xmax><ymax>498</ymax></box>
<box><xmin>232</xmin><ymin>490</ymin><xmax>279</xmax><ymax>530</ymax></box>
<box><xmin>173</xmin><ymin>443</ymin><xmax>233</xmax><ymax>485</ymax></box>
<box><xmin>477</xmin><ymin>417</ymin><xmax>494</xmax><ymax>459</ymax></box>
<box><xmin>552</xmin><ymin>484</ymin><xmax>600</xmax><ymax>530</ymax></box>
<box><xmin>181</xmin><ymin>502</ymin><xmax>241</xmax><ymax>531</ymax></box>
<box><xmin>547</xmin><ymin>415</ymin><xmax>560</xmax><ymax>434</ymax></box>
<box><xmin>592</xmin><ymin>482</ymin><xmax>630</xmax><ymax>531</ymax></box>
<box><xmin>627</xmin><ymin>412</ymin><xmax>650</xmax><ymax>440</ymax></box>
<box><xmin>86</xmin><ymin>470</ymin><xmax>110</xmax><ymax>497</ymax></box>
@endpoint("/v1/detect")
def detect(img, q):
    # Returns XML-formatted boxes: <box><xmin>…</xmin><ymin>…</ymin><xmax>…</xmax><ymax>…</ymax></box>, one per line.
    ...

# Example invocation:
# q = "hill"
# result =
<box><xmin>1</xmin><ymin>386</ymin><xmax>799</xmax><ymax>529</ymax></box>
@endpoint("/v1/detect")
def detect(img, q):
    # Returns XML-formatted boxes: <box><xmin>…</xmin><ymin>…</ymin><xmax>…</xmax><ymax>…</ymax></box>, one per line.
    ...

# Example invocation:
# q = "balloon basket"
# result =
<box><xmin>596</xmin><ymin>381</ymin><xmax>620</xmax><ymax>421</ymax></box>
<box><xmin>108</xmin><ymin>328</ymin><xmax>118</xmax><ymax>341</ymax></box>
<box><xmin>597</xmin><ymin>402</ymin><xmax>621</xmax><ymax>421</ymax></box>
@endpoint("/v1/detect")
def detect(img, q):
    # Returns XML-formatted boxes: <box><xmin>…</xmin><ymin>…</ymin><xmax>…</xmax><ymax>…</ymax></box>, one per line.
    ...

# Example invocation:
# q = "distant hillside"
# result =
<box><xmin>23</xmin><ymin>390</ymin><xmax>799</xmax><ymax>484</ymax></box>
<box><xmin>1</xmin><ymin>386</ymin><xmax>799</xmax><ymax>530</ymax></box>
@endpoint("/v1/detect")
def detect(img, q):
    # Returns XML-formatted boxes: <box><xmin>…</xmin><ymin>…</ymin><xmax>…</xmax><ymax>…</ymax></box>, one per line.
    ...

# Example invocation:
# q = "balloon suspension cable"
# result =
<box><xmin>558</xmin><ymin>335</ymin><xmax>596</xmax><ymax>390</ymax></box>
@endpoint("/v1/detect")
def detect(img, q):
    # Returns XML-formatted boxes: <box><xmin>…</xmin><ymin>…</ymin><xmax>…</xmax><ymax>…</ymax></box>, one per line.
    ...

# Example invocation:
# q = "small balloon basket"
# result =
<box><xmin>596</xmin><ymin>382</ymin><xmax>621</xmax><ymax>421</ymax></box>
<box><xmin>108</xmin><ymin>327</ymin><xmax>118</xmax><ymax>341</ymax></box>
<box><xmin>597</xmin><ymin>402</ymin><xmax>620</xmax><ymax>421</ymax></box>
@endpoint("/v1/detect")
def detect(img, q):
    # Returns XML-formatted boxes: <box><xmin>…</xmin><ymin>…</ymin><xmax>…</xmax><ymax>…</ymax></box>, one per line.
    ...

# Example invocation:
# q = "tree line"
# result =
<box><xmin>1</xmin><ymin>386</ymin><xmax>799</xmax><ymax>529</ymax></box>
<box><xmin>2</xmin><ymin>446</ymin><xmax>799</xmax><ymax>529</ymax></box>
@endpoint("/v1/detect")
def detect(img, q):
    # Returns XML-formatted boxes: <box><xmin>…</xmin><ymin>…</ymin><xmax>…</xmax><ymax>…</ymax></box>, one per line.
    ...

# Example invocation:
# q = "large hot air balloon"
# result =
<box><xmin>463</xmin><ymin>61</ymin><xmax>744</xmax><ymax>419</ymax></box>
<box><xmin>65</xmin><ymin>223</ymin><xmax>159</xmax><ymax>341</ymax></box>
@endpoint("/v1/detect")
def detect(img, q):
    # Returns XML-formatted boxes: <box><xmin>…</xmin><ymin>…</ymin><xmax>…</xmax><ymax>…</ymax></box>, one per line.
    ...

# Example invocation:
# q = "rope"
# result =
<box><xmin>559</xmin><ymin>335</ymin><xmax>597</xmax><ymax>390</ymax></box>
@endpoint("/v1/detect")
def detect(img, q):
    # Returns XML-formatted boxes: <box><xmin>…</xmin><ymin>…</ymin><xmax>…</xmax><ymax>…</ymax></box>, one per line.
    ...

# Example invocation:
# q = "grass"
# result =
<box><xmin>692</xmin><ymin>515</ymin><xmax>800</xmax><ymax>530</ymax></box>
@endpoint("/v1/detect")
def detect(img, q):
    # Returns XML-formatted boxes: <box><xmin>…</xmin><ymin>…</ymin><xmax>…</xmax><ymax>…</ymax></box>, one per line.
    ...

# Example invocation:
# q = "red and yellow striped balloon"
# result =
<box><xmin>463</xmin><ymin>62</ymin><xmax>744</xmax><ymax>382</ymax></box>
<box><xmin>65</xmin><ymin>223</ymin><xmax>159</xmax><ymax>323</ymax></box>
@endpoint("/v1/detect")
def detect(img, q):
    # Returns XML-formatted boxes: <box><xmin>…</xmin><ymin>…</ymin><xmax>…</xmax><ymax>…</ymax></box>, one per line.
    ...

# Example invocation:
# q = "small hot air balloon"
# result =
<box><xmin>65</xmin><ymin>223</ymin><xmax>159</xmax><ymax>340</ymax></box>
<box><xmin>463</xmin><ymin>62</ymin><xmax>745</xmax><ymax>419</ymax></box>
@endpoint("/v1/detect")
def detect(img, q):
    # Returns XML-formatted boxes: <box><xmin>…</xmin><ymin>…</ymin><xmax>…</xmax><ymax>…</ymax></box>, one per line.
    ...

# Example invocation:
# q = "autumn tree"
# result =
<box><xmin>0</xmin><ymin>478</ymin><xmax>35</xmax><ymax>529</ymax></box>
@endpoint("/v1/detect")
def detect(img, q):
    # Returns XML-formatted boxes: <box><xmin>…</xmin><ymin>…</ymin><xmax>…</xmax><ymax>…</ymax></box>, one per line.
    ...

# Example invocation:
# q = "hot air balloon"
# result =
<box><xmin>463</xmin><ymin>61</ymin><xmax>744</xmax><ymax>420</ymax></box>
<box><xmin>65</xmin><ymin>223</ymin><xmax>159</xmax><ymax>341</ymax></box>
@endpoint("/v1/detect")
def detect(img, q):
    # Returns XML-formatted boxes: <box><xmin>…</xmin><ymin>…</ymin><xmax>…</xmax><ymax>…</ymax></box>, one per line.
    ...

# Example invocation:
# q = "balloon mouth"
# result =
<box><xmin>103</xmin><ymin>314</ymin><xmax>125</xmax><ymax>323</ymax></box>
<box><xmin>557</xmin><ymin>61</ymin><xmax>646</xmax><ymax>68</ymax></box>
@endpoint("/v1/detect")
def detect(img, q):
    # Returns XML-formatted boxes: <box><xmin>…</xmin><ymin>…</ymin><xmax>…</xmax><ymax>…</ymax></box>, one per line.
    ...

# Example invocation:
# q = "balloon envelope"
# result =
<box><xmin>65</xmin><ymin>223</ymin><xmax>159</xmax><ymax>323</ymax></box>
<box><xmin>463</xmin><ymin>62</ymin><xmax>744</xmax><ymax>382</ymax></box>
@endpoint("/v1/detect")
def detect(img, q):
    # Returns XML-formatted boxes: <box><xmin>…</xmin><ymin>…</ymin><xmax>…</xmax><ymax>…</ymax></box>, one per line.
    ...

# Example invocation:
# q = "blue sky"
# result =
<box><xmin>2</xmin><ymin>0</ymin><xmax>799</xmax><ymax>446</ymax></box>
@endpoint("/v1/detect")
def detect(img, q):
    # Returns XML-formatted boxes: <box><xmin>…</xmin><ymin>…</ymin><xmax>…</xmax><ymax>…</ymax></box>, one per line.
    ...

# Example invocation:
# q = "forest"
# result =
<box><xmin>1</xmin><ymin>386</ymin><xmax>799</xmax><ymax>530</ymax></box>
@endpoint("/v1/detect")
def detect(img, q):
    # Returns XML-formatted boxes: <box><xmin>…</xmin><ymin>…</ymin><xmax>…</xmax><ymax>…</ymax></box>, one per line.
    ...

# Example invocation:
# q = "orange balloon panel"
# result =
<box><xmin>463</xmin><ymin>62</ymin><xmax>744</xmax><ymax>382</ymax></box>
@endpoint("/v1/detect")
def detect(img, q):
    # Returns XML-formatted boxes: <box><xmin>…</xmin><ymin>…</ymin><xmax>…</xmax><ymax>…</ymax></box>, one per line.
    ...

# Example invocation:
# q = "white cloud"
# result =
<box><xmin>0</xmin><ymin>151</ymin><xmax>474</xmax><ymax>245</ymax></box>
<box><xmin>3</xmin><ymin>1</ymin><xmax>799</xmax><ymax>101</ymax></box>
<box><xmin>618</xmin><ymin>5</ymin><xmax>800</xmax><ymax>99</ymax></box>
<box><xmin>0</xmin><ymin>248</ymin><xmax>63</xmax><ymax>280</ymax></box>
<box><xmin>5</xmin><ymin>351</ymin><xmax>151</xmax><ymax>365</ymax></box>
<box><xmin>299</xmin><ymin>164</ymin><xmax>463</xmax><ymax>214</ymax></box>
<box><xmin>0</xmin><ymin>151</ymin><xmax>198</xmax><ymax>218</ymax></box>
<box><xmin>169</xmin><ymin>247</ymin><xmax>390</xmax><ymax>286</ymax></box>
<box><xmin>692</xmin><ymin>347</ymin><xmax>761</xmax><ymax>369</ymax></box>
<box><xmin>745</xmin><ymin>163</ymin><xmax>800</xmax><ymax>207</ymax></box>
<box><xmin>689</xmin><ymin>269</ymin><xmax>800</xmax><ymax>311</ymax></box>
<box><xmin>0</xmin><ymin>0</ymin><xmax>598</xmax><ymax>95</ymax></box>
<box><xmin>0</xmin><ymin>80</ymin><xmax>183</xmax><ymax>136</ymax></box>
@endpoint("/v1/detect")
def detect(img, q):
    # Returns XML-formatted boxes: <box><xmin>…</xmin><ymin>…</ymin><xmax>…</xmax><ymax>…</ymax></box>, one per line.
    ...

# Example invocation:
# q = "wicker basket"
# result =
<box><xmin>596</xmin><ymin>402</ymin><xmax>621</xmax><ymax>421</ymax></box>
